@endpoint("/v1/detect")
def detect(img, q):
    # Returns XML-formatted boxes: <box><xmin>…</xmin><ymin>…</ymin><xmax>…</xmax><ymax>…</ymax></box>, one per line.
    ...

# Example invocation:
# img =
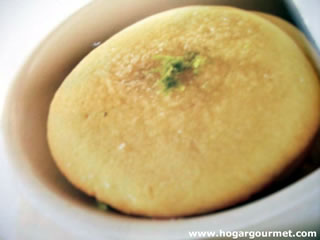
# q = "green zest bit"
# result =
<box><xmin>96</xmin><ymin>201</ymin><xmax>109</xmax><ymax>211</ymax></box>
<box><xmin>153</xmin><ymin>52</ymin><xmax>205</xmax><ymax>92</ymax></box>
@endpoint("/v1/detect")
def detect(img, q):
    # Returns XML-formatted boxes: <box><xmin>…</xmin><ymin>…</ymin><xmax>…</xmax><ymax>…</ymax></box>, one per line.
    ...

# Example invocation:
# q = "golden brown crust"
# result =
<box><xmin>253</xmin><ymin>11</ymin><xmax>316</xmax><ymax>66</ymax></box>
<box><xmin>47</xmin><ymin>6</ymin><xmax>320</xmax><ymax>217</ymax></box>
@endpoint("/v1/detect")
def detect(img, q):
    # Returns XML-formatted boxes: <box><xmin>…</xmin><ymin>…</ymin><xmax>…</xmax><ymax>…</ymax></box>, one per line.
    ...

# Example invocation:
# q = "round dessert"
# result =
<box><xmin>47</xmin><ymin>6</ymin><xmax>320</xmax><ymax>217</ymax></box>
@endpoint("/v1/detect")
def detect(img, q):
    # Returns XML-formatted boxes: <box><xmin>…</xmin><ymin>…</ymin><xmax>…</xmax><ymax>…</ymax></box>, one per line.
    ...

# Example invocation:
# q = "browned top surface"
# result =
<box><xmin>48</xmin><ymin>6</ymin><xmax>320</xmax><ymax>217</ymax></box>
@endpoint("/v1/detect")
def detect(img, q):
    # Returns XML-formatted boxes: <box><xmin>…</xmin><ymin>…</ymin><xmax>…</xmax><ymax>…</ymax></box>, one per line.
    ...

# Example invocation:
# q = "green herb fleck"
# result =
<box><xmin>96</xmin><ymin>201</ymin><xmax>109</xmax><ymax>211</ymax></box>
<box><xmin>153</xmin><ymin>52</ymin><xmax>205</xmax><ymax>92</ymax></box>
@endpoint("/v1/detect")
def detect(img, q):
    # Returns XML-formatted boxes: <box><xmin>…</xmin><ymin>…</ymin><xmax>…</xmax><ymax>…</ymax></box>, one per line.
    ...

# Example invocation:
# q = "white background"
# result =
<box><xmin>0</xmin><ymin>1</ymin><xmax>89</xmax><ymax>239</ymax></box>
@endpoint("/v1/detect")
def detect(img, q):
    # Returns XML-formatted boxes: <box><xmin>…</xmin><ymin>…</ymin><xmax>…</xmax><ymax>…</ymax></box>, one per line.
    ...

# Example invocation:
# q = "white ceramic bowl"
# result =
<box><xmin>2</xmin><ymin>1</ymin><xmax>320</xmax><ymax>239</ymax></box>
